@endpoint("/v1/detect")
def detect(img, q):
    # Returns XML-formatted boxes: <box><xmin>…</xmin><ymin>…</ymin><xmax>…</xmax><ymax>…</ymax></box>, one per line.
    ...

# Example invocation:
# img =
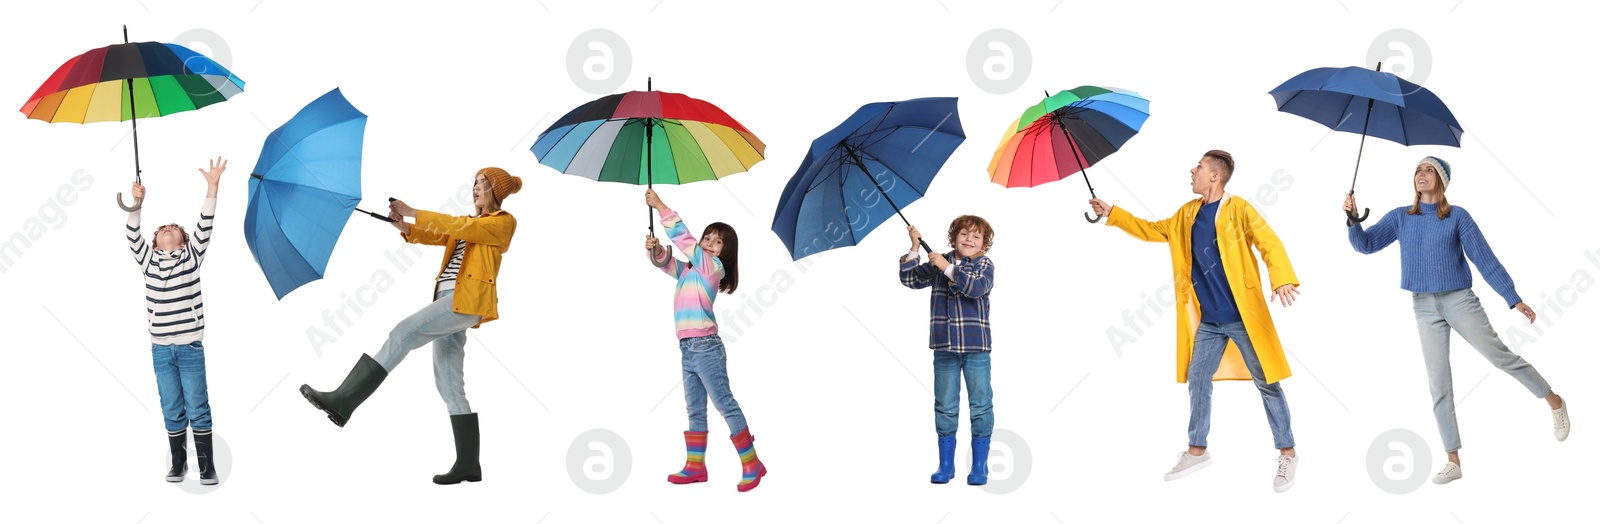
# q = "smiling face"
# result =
<box><xmin>1414</xmin><ymin>163</ymin><xmax>1441</xmax><ymax>194</ymax></box>
<box><xmin>699</xmin><ymin>231</ymin><xmax>724</xmax><ymax>259</ymax></box>
<box><xmin>953</xmin><ymin>226</ymin><xmax>985</xmax><ymax>259</ymax></box>
<box><xmin>472</xmin><ymin>173</ymin><xmax>495</xmax><ymax>214</ymax></box>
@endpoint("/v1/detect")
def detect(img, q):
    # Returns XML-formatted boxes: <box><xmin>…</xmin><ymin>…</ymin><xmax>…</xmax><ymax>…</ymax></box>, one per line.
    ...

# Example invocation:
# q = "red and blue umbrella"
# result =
<box><xmin>771</xmin><ymin>97</ymin><xmax>964</xmax><ymax>260</ymax></box>
<box><xmin>1270</xmin><ymin>63</ymin><xmax>1462</xmax><ymax>222</ymax></box>
<box><xmin>19</xmin><ymin>26</ymin><xmax>244</xmax><ymax>211</ymax></box>
<box><xmin>532</xmin><ymin>78</ymin><xmax>765</xmax><ymax>236</ymax></box>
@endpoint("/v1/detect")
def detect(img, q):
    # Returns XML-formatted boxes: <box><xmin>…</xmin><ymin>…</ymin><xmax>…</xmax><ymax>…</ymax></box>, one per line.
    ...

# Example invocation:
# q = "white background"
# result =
<box><xmin>3</xmin><ymin>0</ymin><xmax>1595</xmax><ymax>522</ymax></box>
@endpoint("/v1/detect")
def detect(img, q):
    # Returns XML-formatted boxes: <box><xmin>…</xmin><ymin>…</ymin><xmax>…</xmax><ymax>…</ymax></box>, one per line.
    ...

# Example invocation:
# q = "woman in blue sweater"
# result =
<box><xmin>1345</xmin><ymin>156</ymin><xmax>1569</xmax><ymax>485</ymax></box>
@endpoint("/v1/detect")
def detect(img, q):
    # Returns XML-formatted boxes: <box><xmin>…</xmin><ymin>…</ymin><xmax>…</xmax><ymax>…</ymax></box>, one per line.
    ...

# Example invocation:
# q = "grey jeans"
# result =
<box><xmin>373</xmin><ymin>289</ymin><xmax>483</xmax><ymax>415</ymax></box>
<box><xmin>1413</xmin><ymin>288</ymin><xmax>1551</xmax><ymax>452</ymax></box>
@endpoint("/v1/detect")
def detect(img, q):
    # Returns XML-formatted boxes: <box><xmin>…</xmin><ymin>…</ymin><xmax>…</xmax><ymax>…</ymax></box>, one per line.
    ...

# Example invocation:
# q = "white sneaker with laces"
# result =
<box><xmin>1273</xmin><ymin>454</ymin><xmax>1297</xmax><ymax>493</ymax></box>
<box><xmin>1163</xmin><ymin>450</ymin><xmax>1212</xmax><ymax>481</ymax></box>
<box><xmin>1432</xmin><ymin>462</ymin><xmax>1462</xmax><ymax>484</ymax></box>
<box><xmin>1553</xmin><ymin>399</ymin><xmax>1570</xmax><ymax>442</ymax></box>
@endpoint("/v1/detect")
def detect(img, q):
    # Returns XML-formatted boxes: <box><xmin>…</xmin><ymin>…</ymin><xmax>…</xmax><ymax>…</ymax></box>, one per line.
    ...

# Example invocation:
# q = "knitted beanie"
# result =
<box><xmin>479</xmin><ymin>167</ymin><xmax>522</xmax><ymax>205</ymax></box>
<box><xmin>1418</xmin><ymin>156</ymin><xmax>1451</xmax><ymax>191</ymax></box>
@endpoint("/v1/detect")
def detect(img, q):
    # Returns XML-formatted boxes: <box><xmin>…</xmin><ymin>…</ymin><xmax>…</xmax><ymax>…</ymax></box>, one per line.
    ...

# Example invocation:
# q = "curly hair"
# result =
<box><xmin>947</xmin><ymin>215</ymin><xmax>994</xmax><ymax>255</ymax></box>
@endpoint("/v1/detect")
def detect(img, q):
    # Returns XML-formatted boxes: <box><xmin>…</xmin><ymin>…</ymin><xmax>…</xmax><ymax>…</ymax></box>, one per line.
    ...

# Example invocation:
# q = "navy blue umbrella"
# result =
<box><xmin>245</xmin><ymin>88</ymin><xmax>376</xmax><ymax>300</ymax></box>
<box><xmin>771</xmin><ymin>97</ymin><xmax>964</xmax><ymax>261</ymax></box>
<box><xmin>1270</xmin><ymin>63</ymin><xmax>1463</xmax><ymax>222</ymax></box>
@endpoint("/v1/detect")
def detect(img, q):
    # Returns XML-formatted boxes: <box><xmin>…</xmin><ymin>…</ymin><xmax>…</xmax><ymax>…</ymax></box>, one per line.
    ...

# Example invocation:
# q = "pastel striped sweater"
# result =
<box><xmin>127</xmin><ymin>198</ymin><xmax>216</xmax><ymax>345</ymax></box>
<box><xmin>649</xmin><ymin>210</ymin><xmax>723</xmax><ymax>339</ymax></box>
<box><xmin>1348</xmin><ymin>203</ymin><xmax>1522</xmax><ymax>308</ymax></box>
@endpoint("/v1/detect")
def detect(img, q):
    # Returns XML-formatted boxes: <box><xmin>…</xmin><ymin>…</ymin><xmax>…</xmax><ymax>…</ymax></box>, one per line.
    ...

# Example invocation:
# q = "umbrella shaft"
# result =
<box><xmin>128</xmin><ymin>78</ymin><xmax>143</xmax><ymax>183</ymax></box>
<box><xmin>1351</xmin><ymin>98</ymin><xmax>1375</xmax><ymax>193</ymax></box>
<box><xmin>1057</xmin><ymin>118</ymin><xmax>1095</xmax><ymax>198</ymax></box>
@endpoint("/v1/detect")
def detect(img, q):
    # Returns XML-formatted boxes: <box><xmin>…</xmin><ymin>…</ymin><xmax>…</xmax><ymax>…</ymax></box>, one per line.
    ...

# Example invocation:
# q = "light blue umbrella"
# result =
<box><xmin>245</xmin><ymin>88</ymin><xmax>376</xmax><ymax>299</ymax></box>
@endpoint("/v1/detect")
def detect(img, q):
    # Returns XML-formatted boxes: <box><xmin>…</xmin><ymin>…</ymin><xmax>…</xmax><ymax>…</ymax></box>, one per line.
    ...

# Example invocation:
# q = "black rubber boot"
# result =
<box><xmin>299</xmin><ymin>354</ymin><xmax>388</xmax><ymax>427</ymax></box>
<box><xmin>433</xmin><ymin>413</ymin><xmax>482</xmax><ymax>485</ymax></box>
<box><xmin>194</xmin><ymin>429</ymin><xmax>218</xmax><ymax>485</ymax></box>
<box><xmin>165</xmin><ymin>429</ymin><xmax>187</xmax><ymax>482</ymax></box>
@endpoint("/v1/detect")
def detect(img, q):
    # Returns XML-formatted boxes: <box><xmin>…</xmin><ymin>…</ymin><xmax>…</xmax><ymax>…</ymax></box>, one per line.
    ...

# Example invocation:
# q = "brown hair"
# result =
<box><xmin>155</xmin><ymin>223</ymin><xmax>189</xmax><ymax>248</ymax></box>
<box><xmin>703</xmin><ymin>222</ymin><xmax>739</xmax><ymax>294</ymax></box>
<box><xmin>947</xmin><ymin>215</ymin><xmax>995</xmax><ymax>256</ymax></box>
<box><xmin>1406</xmin><ymin>192</ymin><xmax>1452</xmax><ymax>219</ymax></box>
<box><xmin>1204</xmin><ymin>150</ymin><xmax>1235</xmax><ymax>185</ymax></box>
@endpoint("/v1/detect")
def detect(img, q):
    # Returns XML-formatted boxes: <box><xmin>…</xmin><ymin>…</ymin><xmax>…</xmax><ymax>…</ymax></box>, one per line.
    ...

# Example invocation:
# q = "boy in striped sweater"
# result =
<box><xmin>128</xmin><ymin>157</ymin><xmax>226</xmax><ymax>485</ymax></box>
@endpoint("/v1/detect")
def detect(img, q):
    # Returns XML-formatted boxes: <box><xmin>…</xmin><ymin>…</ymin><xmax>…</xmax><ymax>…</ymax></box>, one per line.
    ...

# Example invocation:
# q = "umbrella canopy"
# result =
<box><xmin>1269</xmin><ymin>64</ymin><xmax>1463</xmax><ymax>222</ymax></box>
<box><xmin>18</xmin><ymin>26</ymin><xmax>244</xmax><ymax>212</ymax></box>
<box><xmin>531</xmin><ymin>79</ymin><xmax>764</xmax><ymax>235</ymax></box>
<box><xmin>771</xmin><ymin>97</ymin><xmax>964</xmax><ymax>261</ymax></box>
<box><xmin>988</xmin><ymin>86</ymin><xmax>1150</xmax><ymax>222</ymax></box>
<box><xmin>244</xmin><ymin>88</ymin><xmax>368</xmax><ymax>300</ymax></box>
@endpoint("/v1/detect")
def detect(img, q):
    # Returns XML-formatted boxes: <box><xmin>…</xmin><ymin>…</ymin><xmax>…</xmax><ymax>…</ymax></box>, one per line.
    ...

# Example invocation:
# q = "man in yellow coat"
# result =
<box><xmin>1089</xmin><ymin>150</ymin><xmax>1302</xmax><ymax>493</ymax></box>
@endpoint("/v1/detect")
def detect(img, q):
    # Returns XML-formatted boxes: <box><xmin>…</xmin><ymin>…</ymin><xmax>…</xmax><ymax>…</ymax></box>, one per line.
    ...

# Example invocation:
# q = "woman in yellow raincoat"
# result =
<box><xmin>1090</xmin><ymin>150</ymin><xmax>1302</xmax><ymax>493</ymax></box>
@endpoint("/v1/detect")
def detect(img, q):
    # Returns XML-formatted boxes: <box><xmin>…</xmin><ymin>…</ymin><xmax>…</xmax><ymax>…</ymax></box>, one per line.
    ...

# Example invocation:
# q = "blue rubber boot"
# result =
<box><xmin>967</xmin><ymin>436</ymin><xmax>991</xmax><ymax>485</ymax></box>
<box><xmin>930</xmin><ymin>436</ymin><xmax>957</xmax><ymax>484</ymax></box>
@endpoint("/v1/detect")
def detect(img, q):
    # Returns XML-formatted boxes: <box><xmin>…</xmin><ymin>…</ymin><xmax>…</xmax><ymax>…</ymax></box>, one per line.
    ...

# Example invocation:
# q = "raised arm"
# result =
<box><xmin>1456</xmin><ymin>208</ymin><xmax>1523</xmax><ymax>309</ymax></box>
<box><xmin>1104</xmin><ymin>204</ymin><xmax>1175</xmax><ymax>243</ymax></box>
<box><xmin>1347</xmin><ymin>197</ymin><xmax>1400</xmax><ymax>254</ymax></box>
<box><xmin>948</xmin><ymin>256</ymin><xmax>995</xmax><ymax>298</ymax></box>
<box><xmin>190</xmin><ymin>157</ymin><xmax>224</xmax><ymax>266</ymax></box>
<box><xmin>409</xmin><ymin>210</ymin><xmax>516</xmax><ymax>247</ymax></box>
<box><xmin>899</xmin><ymin>248</ymin><xmax>939</xmax><ymax>290</ymax></box>
<box><xmin>127</xmin><ymin>183</ymin><xmax>149</xmax><ymax>267</ymax></box>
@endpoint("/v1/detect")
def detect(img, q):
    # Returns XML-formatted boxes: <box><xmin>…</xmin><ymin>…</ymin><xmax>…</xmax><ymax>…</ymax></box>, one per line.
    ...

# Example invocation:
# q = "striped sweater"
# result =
<box><xmin>1348</xmin><ymin>203</ymin><xmax>1522</xmax><ymax>308</ymax></box>
<box><xmin>127</xmin><ymin>198</ymin><xmax>216</xmax><ymax>345</ymax></box>
<box><xmin>648</xmin><ymin>210</ymin><xmax>722</xmax><ymax>339</ymax></box>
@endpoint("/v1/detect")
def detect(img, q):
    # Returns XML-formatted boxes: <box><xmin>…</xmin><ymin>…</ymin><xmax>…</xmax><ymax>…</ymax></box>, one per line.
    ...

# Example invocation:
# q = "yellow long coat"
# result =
<box><xmin>1106</xmin><ymin>194</ymin><xmax>1298</xmax><ymax>383</ymax></box>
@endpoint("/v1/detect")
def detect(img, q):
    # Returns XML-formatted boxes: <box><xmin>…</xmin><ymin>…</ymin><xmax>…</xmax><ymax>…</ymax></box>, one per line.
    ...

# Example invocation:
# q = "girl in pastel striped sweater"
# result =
<box><xmin>643</xmin><ymin>188</ymin><xmax>767</xmax><ymax>492</ymax></box>
<box><xmin>1346</xmin><ymin>156</ymin><xmax>1569</xmax><ymax>485</ymax></box>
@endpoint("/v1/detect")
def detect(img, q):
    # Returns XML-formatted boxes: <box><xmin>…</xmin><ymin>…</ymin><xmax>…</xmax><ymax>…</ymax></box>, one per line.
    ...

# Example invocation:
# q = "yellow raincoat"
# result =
<box><xmin>402</xmin><ymin>209</ymin><xmax>517</xmax><ymax>328</ymax></box>
<box><xmin>1106</xmin><ymin>194</ymin><xmax>1298</xmax><ymax>383</ymax></box>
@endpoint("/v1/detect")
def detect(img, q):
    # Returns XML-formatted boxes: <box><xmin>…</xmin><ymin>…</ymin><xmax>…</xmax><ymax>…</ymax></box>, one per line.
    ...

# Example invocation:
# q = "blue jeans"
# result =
<box><xmin>933</xmin><ymin>350</ymin><xmax>993</xmax><ymax>438</ymax></box>
<box><xmin>152</xmin><ymin>341</ymin><xmax>211</xmax><ymax>432</ymax></box>
<box><xmin>680</xmin><ymin>335</ymin><xmax>747</xmax><ymax>435</ymax></box>
<box><xmin>372</xmin><ymin>289</ymin><xmax>482</xmax><ymax>415</ymax></box>
<box><xmin>1414</xmin><ymin>288</ymin><xmax>1551</xmax><ymax>452</ymax></box>
<box><xmin>1187</xmin><ymin>321</ymin><xmax>1294</xmax><ymax>449</ymax></box>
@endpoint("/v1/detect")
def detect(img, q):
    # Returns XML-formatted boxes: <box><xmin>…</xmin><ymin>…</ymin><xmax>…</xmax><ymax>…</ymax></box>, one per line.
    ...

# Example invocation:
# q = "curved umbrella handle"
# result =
<box><xmin>117</xmin><ymin>192</ymin><xmax>142</xmax><ymax>212</ymax></box>
<box><xmin>1085</xmin><ymin>211</ymin><xmax>1103</xmax><ymax>224</ymax></box>
<box><xmin>1346</xmin><ymin>208</ymin><xmax>1370</xmax><ymax>224</ymax></box>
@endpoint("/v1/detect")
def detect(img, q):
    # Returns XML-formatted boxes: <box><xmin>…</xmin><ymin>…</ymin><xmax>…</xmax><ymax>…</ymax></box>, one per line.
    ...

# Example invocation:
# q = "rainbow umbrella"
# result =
<box><xmin>531</xmin><ymin>78</ymin><xmax>764</xmax><ymax>236</ymax></box>
<box><xmin>988</xmin><ymin>86</ymin><xmax>1149</xmax><ymax>223</ymax></box>
<box><xmin>19</xmin><ymin>26</ymin><xmax>244</xmax><ymax>211</ymax></box>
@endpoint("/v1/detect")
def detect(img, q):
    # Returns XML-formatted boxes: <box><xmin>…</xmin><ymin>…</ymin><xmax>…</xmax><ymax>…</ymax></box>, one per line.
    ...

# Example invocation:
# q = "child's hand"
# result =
<box><xmin>929</xmin><ymin>252</ymin><xmax>950</xmax><ymax>271</ymax></box>
<box><xmin>198</xmin><ymin>156</ymin><xmax>227</xmax><ymax>187</ymax></box>
<box><xmin>907</xmin><ymin>226</ymin><xmax>923</xmax><ymax>251</ymax></box>
<box><xmin>645</xmin><ymin>235</ymin><xmax>660</xmax><ymax>251</ymax></box>
<box><xmin>131</xmin><ymin>182</ymin><xmax>145</xmax><ymax>200</ymax></box>
<box><xmin>644</xmin><ymin>189</ymin><xmax>666</xmax><ymax>212</ymax></box>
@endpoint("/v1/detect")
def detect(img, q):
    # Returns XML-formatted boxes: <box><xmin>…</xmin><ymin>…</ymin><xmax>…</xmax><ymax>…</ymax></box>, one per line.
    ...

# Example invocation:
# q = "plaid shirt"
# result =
<box><xmin>899</xmin><ymin>252</ymin><xmax>994</xmax><ymax>353</ymax></box>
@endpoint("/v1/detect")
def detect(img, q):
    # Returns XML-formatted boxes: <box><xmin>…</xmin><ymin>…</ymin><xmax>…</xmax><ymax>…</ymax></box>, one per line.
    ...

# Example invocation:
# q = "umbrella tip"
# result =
<box><xmin>251</xmin><ymin>173</ymin><xmax>263</xmax><ymax>180</ymax></box>
<box><xmin>648</xmin><ymin>77</ymin><xmax>652</xmax><ymax>91</ymax></box>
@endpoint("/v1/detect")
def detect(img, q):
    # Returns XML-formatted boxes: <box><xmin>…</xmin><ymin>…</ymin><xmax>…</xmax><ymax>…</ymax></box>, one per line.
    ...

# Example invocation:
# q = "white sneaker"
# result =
<box><xmin>1432</xmin><ymin>462</ymin><xmax>1462</xmax><ymax>484</ymax></box>
<box><xmin>1553</xmin><ymin>399</ymin><xmax>1570</xmax><ymax>442</ymax></box>
<box><xmin>1163</xmin><ymin>450</ymin><xmax>1212</xmax><ymax>481</ymax></box>
<box><xmin>1273</xmin><ymin>454</ymin><xmax>1298</xmax><ymax>493</ymax></box>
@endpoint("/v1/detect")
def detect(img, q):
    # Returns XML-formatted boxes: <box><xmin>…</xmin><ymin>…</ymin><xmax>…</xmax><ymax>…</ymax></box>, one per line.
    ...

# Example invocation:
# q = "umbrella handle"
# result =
<box><xmin>1084</xmin><ymin>211</ymin><xmax>1103</xmax><ymax>223</ymax></box>
<box><xmin>1346</xmin><ymin>208</ymin><xmax>1370</xmax><ymax>224</ymax></box>
<box><xmin>117</xmin><ymin>193</ymin><xmax>142</xmax><ymax>212</ymax></box>
<box><xmin>920</xmin><ymin>239</ymin><xmax>934</xmax><ymax>254</ymax></box>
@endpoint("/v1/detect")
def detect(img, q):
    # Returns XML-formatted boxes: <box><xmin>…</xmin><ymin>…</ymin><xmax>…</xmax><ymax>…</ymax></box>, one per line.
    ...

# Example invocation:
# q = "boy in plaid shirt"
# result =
<box><xmin>899</xmin><ymin>216</ymin><xmax>995</xmax><ymax>486</ymax></box>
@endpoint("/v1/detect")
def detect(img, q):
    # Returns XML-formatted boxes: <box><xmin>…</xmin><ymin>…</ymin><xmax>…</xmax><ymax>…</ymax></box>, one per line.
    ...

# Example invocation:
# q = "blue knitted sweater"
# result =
<box><xmin>1347</xmin><ymin>202</ymin><xmax>1522</xmax><ymax>308</ymax></box>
